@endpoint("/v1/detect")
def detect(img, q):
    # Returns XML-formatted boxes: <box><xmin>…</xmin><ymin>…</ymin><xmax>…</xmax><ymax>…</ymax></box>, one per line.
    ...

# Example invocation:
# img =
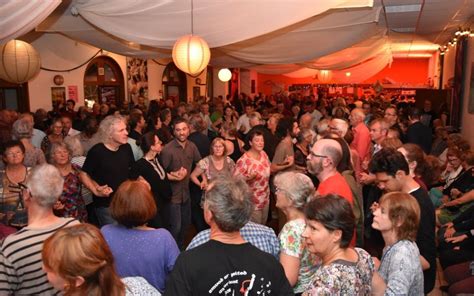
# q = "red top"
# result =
<box><xmin>317</xmin><ymin>172</ymin><xmax>354</xmax><ymax>205</ymax></box>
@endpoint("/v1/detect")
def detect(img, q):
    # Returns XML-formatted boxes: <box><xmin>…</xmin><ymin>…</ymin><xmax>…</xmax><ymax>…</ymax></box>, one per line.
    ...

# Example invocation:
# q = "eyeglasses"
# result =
<box><xmin>309</xmin><ymin>151</ymin><xmax>328</xmax><ymax>159</ymax></box>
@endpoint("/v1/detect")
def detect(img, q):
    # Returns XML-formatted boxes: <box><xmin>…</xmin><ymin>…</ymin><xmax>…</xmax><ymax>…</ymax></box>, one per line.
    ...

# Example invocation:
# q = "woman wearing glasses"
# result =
<box><xmin>0</xmin><ymin>140</ymin><xmax>29</xmax><ymax>227</ymax></box>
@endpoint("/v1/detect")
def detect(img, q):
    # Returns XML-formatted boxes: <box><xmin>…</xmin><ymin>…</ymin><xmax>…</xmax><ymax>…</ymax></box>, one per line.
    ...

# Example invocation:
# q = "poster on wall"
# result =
<box><xmin>68</xmin><ymin>85</ymin><xmax>78</xmax><ymax>102</ymax></box>
<box><xmin>127</xmin><ymin>57</ymin><xmax>148</xmax><ymax>106</ymax></box>
<box><xmin>51</xmin><ymin>87</ymin><xmax>66</xmax><ymax>111</ymax></box>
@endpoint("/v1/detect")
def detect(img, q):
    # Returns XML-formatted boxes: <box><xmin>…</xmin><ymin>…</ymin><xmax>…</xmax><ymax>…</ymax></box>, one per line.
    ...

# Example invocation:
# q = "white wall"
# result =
<box><xmin>28</xmin><ymin>33</ymin><xmax>126</xmax><ymax>111</ymax></box>
<box><xmin>213</xmin><ymin>68</ymin><xmax>229</xmax><ymax>98</ymax></box>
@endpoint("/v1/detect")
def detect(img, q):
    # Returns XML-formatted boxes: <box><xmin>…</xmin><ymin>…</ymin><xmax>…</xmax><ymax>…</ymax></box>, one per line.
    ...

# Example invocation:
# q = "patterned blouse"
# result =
<box><xmin>234</xmin><ymin>151</ymin><xmax>271</xmax><ymax>210</ymax></box>
<box><xmin>304</xmin><ymin>248</ymin><xmax>374</xmax><ymax>296</ymax></box>
<box><xmin>197</xmin><ymin>155</ymin><xmax>235</xmax><ymax>181</ymax></box>
<box><xmin>55</xmin><ymin>164</ymin><xmax>87</xmax><ymax>222</ymax></box>
<box><xmin>279</xmin><ymin>218</ymin><xmax>321</xmax><ymax>293</ymax></box>
<box><xmin>0</xmin><ymin>168</ymin><xmax>29</xmax><ymax>227</ymax></box>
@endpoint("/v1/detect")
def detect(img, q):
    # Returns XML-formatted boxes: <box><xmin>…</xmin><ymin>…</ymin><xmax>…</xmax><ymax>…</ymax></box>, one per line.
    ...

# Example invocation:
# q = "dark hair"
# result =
<box><xmin>83</xmin><ymin>116</ymin><xmax>98</xmax><ymax>138</ymax></box>
<box><xmin>171</xmin><ymin>117</ymin><xmax>188</xmax><ymax>131</ymax></box>
<box><xmin>304</xmin><ymin>194</ymin><xmax>355</xmax><ymax>248</ymax></box>
<box><xmin>408</xmin><ymin>107</ymin><xmax>422</xmax><ymax>120</ymax></box>
<box><xmin>400</xmin><ymin>143</ymin><xmax>434</xmax><ymax>186</ymax></box>
<box><xmin>275</xmin><ymin>117</ymin><xmax>295</xmax><ymax>140</ymax></box>
<box><xmin>247</xmin><ymin>129</ymin><xmax>264</xmax><ymax>142</ymax></box>
<box><xmin>110</xmin><ymin>180</ymin><xmax>157</xmax><ymax>228</ymax></box>
<box><xmin>369</xmin><ymin>148</ymin><xmax>409</xmax><ymax>177</ymax></box>
<box><xmin>159</xmin><ymin>108</ymin><xmax>171</xmax><ymax>122</ymax></box>
<box><xmin>2</xmin><ymin>140</ymin><xmax>26</xmax><ymax>155</ymax></box>
<box><xmin>140</xmin><ymin>131</ymin><xmax>161</xmax><ymax>155</ymax></box>
<box><xmin>128</xmin><ymin>111</ymin><xmax>143</xmax><ymax>130</ymax></box>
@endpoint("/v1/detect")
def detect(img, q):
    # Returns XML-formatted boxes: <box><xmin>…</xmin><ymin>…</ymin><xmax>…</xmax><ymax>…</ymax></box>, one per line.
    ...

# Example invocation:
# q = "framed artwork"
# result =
<box><xmin>127</xmin><ymin>57</ymin><xmax>148</xmax><ymax>105</ymax></box>
<box><xmin>51</xmin><ymin>87</ymin><xmax>66</xmax><ymax>110</ymax></box>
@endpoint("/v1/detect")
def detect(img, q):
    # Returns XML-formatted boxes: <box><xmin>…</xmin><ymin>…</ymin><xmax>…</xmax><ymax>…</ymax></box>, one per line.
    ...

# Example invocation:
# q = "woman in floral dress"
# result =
<box><xmin>49</xmin><ymin>142</ymin><xmax>87</xmax><ymax>221</ymax></box>
<box><xmin>302</xmin><ymin>194</ymin><xmax>380</xmax><ymax>295</ymax></box>
<box><xmin>234</xmin><ymin>130</ymin><xmax>271</xmax><ymax>225</ymax></box>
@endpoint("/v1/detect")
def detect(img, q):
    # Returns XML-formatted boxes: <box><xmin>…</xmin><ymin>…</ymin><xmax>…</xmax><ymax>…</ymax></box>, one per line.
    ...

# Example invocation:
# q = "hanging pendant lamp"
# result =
<box><xmin>0</xmin><ymin>40</ymin><xmax>41</xmax><ymax>84</ymax></box>
<box><xmin>172</xmin><ymin>0</ymin><xmax>210</xmax><ymax>76</ymax></box>
<box><xmin>218</xmin><ymin>68</ymin><xmax>232</xmax><ymax>82</ymax></box>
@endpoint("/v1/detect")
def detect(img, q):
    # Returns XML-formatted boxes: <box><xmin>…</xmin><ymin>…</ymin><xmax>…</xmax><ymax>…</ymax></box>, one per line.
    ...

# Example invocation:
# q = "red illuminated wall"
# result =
<box><xmin>256</xmin><ymin>58</ymin><xmax>430</xmax><ymax>95</ymax></box>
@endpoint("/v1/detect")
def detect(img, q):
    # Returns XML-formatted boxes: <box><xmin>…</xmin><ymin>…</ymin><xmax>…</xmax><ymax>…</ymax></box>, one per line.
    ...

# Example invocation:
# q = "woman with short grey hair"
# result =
<box><xmin>11</xmin><ymin>118</ymin><xmax>46</xmax><ymax>167</ymax></box>
<box><xmin>274</xmin><ymin>171</ymin><xmax>320</xmax><ymax>294</ymax></box>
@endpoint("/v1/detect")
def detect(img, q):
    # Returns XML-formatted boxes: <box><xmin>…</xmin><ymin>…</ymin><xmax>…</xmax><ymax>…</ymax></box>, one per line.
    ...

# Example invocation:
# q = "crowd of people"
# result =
<box><xmin>0</xmin><ymin>91</ymin><xmax>472</xmax><ymax>295</ymax></box>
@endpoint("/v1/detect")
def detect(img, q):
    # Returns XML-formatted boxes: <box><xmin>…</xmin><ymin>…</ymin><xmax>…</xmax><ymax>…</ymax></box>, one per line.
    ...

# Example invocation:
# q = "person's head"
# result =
<box><xmin>12</xmin><ymin>118</ymin><xmax>33</xmax><ymax>140</ymax></box>
<box><xmin>172</xmin><ymin>117</ymin><xmax>190</xmax><ymax>143</ymax></box>
<box><xmin>64</xmin><ymin>135</ymin><xmax>85</xmax><ymax>158</ymax></box>
<box><xmin>299</xmin><ymin>113</ymin><xmax>312</xmax><ymax>129</ymax></box>
<box><xmin>110</xmin><ymin>180</ymin><xmax>157</xmax><ymax>228</ymax></box>
<box><xmin>423</xmin><ymin>100</ymin><xmax>432</xmax><ymax>112</ymax></box>
<box><xmin>128</xmin><ymin>111</ymin><xmax>145</xmax><ymax>131</ymax></box>
<box><xmin>83</xmin><ymin>116</ymin><xmax>98</xmax><ymax>138</ymax></box>
<box><xmin>49</xmin><ymin>142</ymin><xmax>72</xmax><ymax>166</ymax></box>
<box><xmin>407</xmin><ymin>107</ymin><xmax>422</xmax><ymax>122</ymax></box>
<box><xmin>203</xmin><ymin>177</ymin><xmax>253</xmax><ymax>232</ymax></box>
<box><xmin>248</xmin><ymin>112</ymin><xmax>262</xmax><ymax>128</ymax></box>
<box><xmin>316</xmin><ymin>119</ymin><xmax>330</xmax><ymax>137</ymax></box>
<box><xmin>303</xmin><ymin>194</ymin><xmax>355</xmax><ymax>255</ymax></box>
<box><xmin>2</xmin><ymin>140</ymin><xmax>25</xmax><ymax>166</ymax></box>
<box><xmin>97</xmin><ymin>115</ymin><xmax>128</xmax><ymax>146</ymax></box>
<box><xmin>247</xmin><ymin>130</ymin><xmax>265</xmax><ymax>153</ymax></box>
<box><xmin>381</xmin><ymin>137</ymin><xmax>403</xmax><ymax>150</ymax></box>
<box><xmin>224</xmin><ymin>105</ymin><xmax>235</xmax><ymax>117</ymax></box>
<box><xmin>188</xmin><ymin>114</ymin><xmax>205</xmax><ymax>133</ymax></box>
<box><xmin>369</xmin><ymin>118</ymin><xmax>389</xmax><ymax>144</ymax></box>
<box><xmin>160</xmin><ymin>108</ymin><xmax>172</xmax><ymax>125</ymax></box>
<box><xmin>384</xmin><ymin>106</ymin><xmax>398</xmax><ymax>126</ymax></box>
<box><xmin>446</xmin><ymin>147</ymin><xmax>463</xmax><ymax>170</ymax></box>
<box><xmin>244</xmin><ymin>103</ymin><xmax>254</xmax><ymax>115</ymax></box>
<box><xmin>267</xmin><ymin>114</ymin><xmax>282</xmax><ymax>134</ymax></box>
<box><xmin>140</xmin><ymin>131</ymin><xmax>163</xmax><ymax>155</ymax></box>
<box><xmin>372</xmin><ymin>192</ymin><xmax>420</xmax><ymax>242</ymax></box>
<box><xmin>274</xmin><ymin>172</ymin><xmax>314</xmax><ymax>212</ymax></box>
<box><xmin>210</xmin><ymin>137</ymin><xmax>227</xmax><ymax>157</ymax></box>
<box><xmin>349</xmin><ymin>108</ymin><xmax>365</xmax><ymax>127</ymax></box>
<box><xmin>397</xmin><ymin>143</ymin><xmax>430</xmax><ymax>181</ymax></box>
<box><xmin>25</xmin><ymin>164</ymin><xmax>64</xmax><ymax>208</ymax></box>
<box><xmin>42</xmin><ymin>224</ymin><xmax>124</xmax><ymax>295</ymax></box>
<box><xmin>307</xmin><ymin>138</ymin><xmax>342</xmax><ymax>177</ymax></box>
<box><xmin>66</xmin><ymin>99</ymin><xmax>76</xmax><ymax>111</ymax></box>
<box><xmin>324</xmin><ymin>135</ymin><xmax>353</xmax><ymax>173</ymax></box>
<box><xmin>328</xmin><ymin>118</ymin><xmax>349</xmax><ymax>137</ymax></box>
<box><xmin>200</xmin><ymin>102</ymin><xmax>210</xmax><ymax>114</ymax></box>
<box><xmin>99</xmin><ymin>103</ymin><xmax>109</xmax><ymax>116</ymax></box>
<box><xmin>296</xmin><ymin>129</ymin><xmax>313</xmax><ymax>145</ymax></box>
<box><xmin>61</xmin><ymin>115</ymin><xmax>74</xmax><ymax>135</ymax></box>
<box><xmin>369</xmin><ymin>148</ymin><xmax>410</xmax><ymax>192</ymax></box>
<box><xmin>275</xmin><ymin>117</ymin><xmax>298</xmax><ymax>140</ymax></box>
<box><xmin>362</xmin><ymin>102</ymin><xmax>371</xmax><ymax>115</ymax></box>
<box><xmin>50</xmin><ymin>118</ymin><xmax>64</xmax><ymax>136</ymax></box>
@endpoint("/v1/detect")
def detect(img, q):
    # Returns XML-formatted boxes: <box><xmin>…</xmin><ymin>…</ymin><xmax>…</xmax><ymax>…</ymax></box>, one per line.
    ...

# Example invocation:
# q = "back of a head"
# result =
<box><xmin>408</xmin><ymin>107</ymin><xmax>422</xmax><ymax>120</ymax></box>
<box><xmin>12</xmin><ymin>118</ymin><xmax>33</xmax><ymax>140</ymax></box>
<box><xmin>274</xmin><ymin>171</ymin><xmax>314</xmax><ymax>211</ymax></box>
<box><xmin>275</xmin><ymin>117</ymin><xmax>294</xmax><ymax>140</ymax></box>
<box><xmin>42</xmin><ymin>224</ymin><xmax>124</xmax><ymax>295</ymax></box>
<box><xmin>204</xmin><ymin>177</ymin><xmax>253</xmax><ymax>232</ymax></box>
<box><xmin>188</xmin><ymin>114</ymin><xmax>205</xmax><ymax>132</ymax></box>
<box><xmin>331</xmin><ymin>118</ymin><xmax>349</xmax><ymax>137</ymax></box>
<box><xmin>110</xmin><ymin>180</ymin><xmax>157</xmax><ymax>228</ymax></box>
<box><xmin>26</xmin><ymin>164</ymin><xmax>64</xmax><ymax>208</ymax></box>
<box><xmin>304</xmin><ymin>194</ymin><xmax>355</xmax><ymax>248</ymax></box>
<box><xmin>318</xmin><ymin>138</ymin><xmax>343</xmax><ymax>169</ymax></box>
<box><xmin>369</xmin><ymin>148</ymin><xmax>409</xmax><ymax>177</ymax></box>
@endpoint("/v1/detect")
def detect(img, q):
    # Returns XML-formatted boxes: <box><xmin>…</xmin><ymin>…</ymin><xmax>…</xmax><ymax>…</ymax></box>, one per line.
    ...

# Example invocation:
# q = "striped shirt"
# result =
<box><xmin>0</xmin><ymin>218</ymin><xmax>79</xmax><ymax>295</ymax></box>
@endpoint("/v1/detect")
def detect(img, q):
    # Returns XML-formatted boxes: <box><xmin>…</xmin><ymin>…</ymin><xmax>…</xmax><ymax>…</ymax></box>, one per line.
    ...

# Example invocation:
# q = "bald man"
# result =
<box><xmin>349</xmin><ymin>108</ymin><xmax>371</xmax><ymax>161</ymax></box>
<box><xmin>307</xmin><ymin>139</ymin><xmax>353</xmax><ymax>206</ymax></box>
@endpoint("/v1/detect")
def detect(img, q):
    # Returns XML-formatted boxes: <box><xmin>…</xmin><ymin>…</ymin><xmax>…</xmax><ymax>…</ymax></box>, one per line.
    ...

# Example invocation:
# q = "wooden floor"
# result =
<box><xmin>428</xmin><ymin>260</ymin><xmax>448</xmax><ymax>296</ymax></box>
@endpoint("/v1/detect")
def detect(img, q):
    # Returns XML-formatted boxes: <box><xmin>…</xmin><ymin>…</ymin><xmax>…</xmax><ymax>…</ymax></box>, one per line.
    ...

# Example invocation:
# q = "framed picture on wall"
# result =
<box><xmin>51</xmin><ymin>87</ymin><xmax>66</xmax><ymax>111</ymax></box>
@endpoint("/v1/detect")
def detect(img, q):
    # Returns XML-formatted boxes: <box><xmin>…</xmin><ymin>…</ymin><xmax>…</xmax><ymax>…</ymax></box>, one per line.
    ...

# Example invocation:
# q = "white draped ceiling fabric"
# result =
<box><xmin>0</xmin><ymin>0</ymin><xmax>61</xmax><ymax>44</ymax></box>
<box><xmin>1</xmin><ymin>0</ymin><xmax>426</xmax><ymax>83</ymax></box>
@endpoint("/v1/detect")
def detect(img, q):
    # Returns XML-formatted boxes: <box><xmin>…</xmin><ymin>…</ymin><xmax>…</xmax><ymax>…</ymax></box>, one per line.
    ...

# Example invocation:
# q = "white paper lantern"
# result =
<box><xmin>218</xmin><ymin>68</ymin><xmax>232</xmax><ymax>82</ymax></box>
<box><xmin>0</xmin><ymin>40</ymin><xmax>41</xmax><ymax>84</ymax></box>
<box><xmin>318</xmin><ymin>70</ymin><xmax>332</xmax><ymax>83</ymax></box>
<box><xmin>172</xmin><ymin>35</ymin><xmax>210</xmax><ymax>76</ymax></box>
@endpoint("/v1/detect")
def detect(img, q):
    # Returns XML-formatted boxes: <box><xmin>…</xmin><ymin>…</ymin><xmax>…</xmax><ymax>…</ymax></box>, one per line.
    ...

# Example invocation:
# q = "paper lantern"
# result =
<box><xmin>318</xmin><ymin>70</ymin><xmax>332</xmax><ymax>83</ymax></box>
<box><xmin>0</xmin><ymin>40</ymin><xmax>41</xmax><ymax>84</ymax></box>
<box><xmin>218</xmin><ymin>68</ymin><xmax>232</xmax><ymax>82</ymax></box>
<box><xmin>172</xmin><ymin>35</ymin><xmax>210</xmax><ymax>76</ymax></box>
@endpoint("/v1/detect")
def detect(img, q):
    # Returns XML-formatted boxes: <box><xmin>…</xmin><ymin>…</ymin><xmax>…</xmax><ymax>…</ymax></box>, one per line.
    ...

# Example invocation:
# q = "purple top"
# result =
<box><xmin>101</xmin><ymin>224</ymin><xmax>179</xmax><ymax>292</ymax></box>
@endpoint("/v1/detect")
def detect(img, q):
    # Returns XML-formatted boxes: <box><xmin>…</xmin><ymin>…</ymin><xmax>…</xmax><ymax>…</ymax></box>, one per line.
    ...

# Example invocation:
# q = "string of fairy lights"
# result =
<box><xmin>439</xmin><ymin>28</ymin><xmax>474</xmax><ymax>55</ymax></box>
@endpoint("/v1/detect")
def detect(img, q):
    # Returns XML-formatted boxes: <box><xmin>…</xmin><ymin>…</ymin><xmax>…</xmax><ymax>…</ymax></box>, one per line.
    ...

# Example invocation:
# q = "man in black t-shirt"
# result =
<box><xmin>81</xmin><ymin>115</ymin><xmax>134</xmax><ymax>227</ymax></box>
<box><xmin>369</xmin><ymin>148</ymin><xmax>436</xmax><ymax>294</ymax></box>
<box><xmin>164</xmin><ymin>177</ymin><xmax>293</xmax><ymax>296</ymax></box>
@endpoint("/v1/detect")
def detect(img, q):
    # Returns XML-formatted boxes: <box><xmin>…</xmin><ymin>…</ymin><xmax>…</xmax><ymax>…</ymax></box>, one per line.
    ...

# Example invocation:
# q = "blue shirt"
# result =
<box><xmin>186</xmin><ymin>221</ymin><xmax>280</xmax><ymax>258</ymax></box>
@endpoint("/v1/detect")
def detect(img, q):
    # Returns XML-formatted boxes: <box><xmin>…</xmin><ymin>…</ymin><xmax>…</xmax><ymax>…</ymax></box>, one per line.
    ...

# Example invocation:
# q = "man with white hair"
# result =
<box><xmin>81</xmin><ymin>115</ymin><xmax>135</xmax><ymax>226</ymax></box>
<box><xmin>328</xmin><ymin>118</ymin><xmax>349</xmax><ymax>137</ymax></box>
<box><xmin>349</xmin><ymin>108</ymin><xmax>371</xmax><ymax>161</ymax></box>
<box><xmin>0</xmin><ymin>164</ymin><xmax>79</xmax><ymax>295</ymax></box>
<box><xmin>165</xmin><ymin>177</ymin><xmax>292</xmax><ymax>295</ymax></box>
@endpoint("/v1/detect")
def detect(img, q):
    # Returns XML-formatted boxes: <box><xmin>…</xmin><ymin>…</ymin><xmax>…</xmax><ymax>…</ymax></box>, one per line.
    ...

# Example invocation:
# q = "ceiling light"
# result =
<box><xmin>385</xmin><ymin>4</ymin><xmax>421</xmax><ymax>13</ymax></box>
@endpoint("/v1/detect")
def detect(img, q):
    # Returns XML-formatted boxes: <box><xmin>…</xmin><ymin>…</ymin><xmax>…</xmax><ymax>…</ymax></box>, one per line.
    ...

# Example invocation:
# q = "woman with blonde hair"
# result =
<box><xmin>42</xmin><ymin>223</ymin><xmax>160</xmax><ymax>295</ymax></box>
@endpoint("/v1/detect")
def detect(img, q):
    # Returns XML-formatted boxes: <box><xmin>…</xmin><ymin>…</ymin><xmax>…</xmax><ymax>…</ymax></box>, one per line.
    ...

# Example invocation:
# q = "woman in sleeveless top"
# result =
<box><xmin>191</xmin><ymin>137</ymin><xmax>235</xmax><ymax>191</ymax></box>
